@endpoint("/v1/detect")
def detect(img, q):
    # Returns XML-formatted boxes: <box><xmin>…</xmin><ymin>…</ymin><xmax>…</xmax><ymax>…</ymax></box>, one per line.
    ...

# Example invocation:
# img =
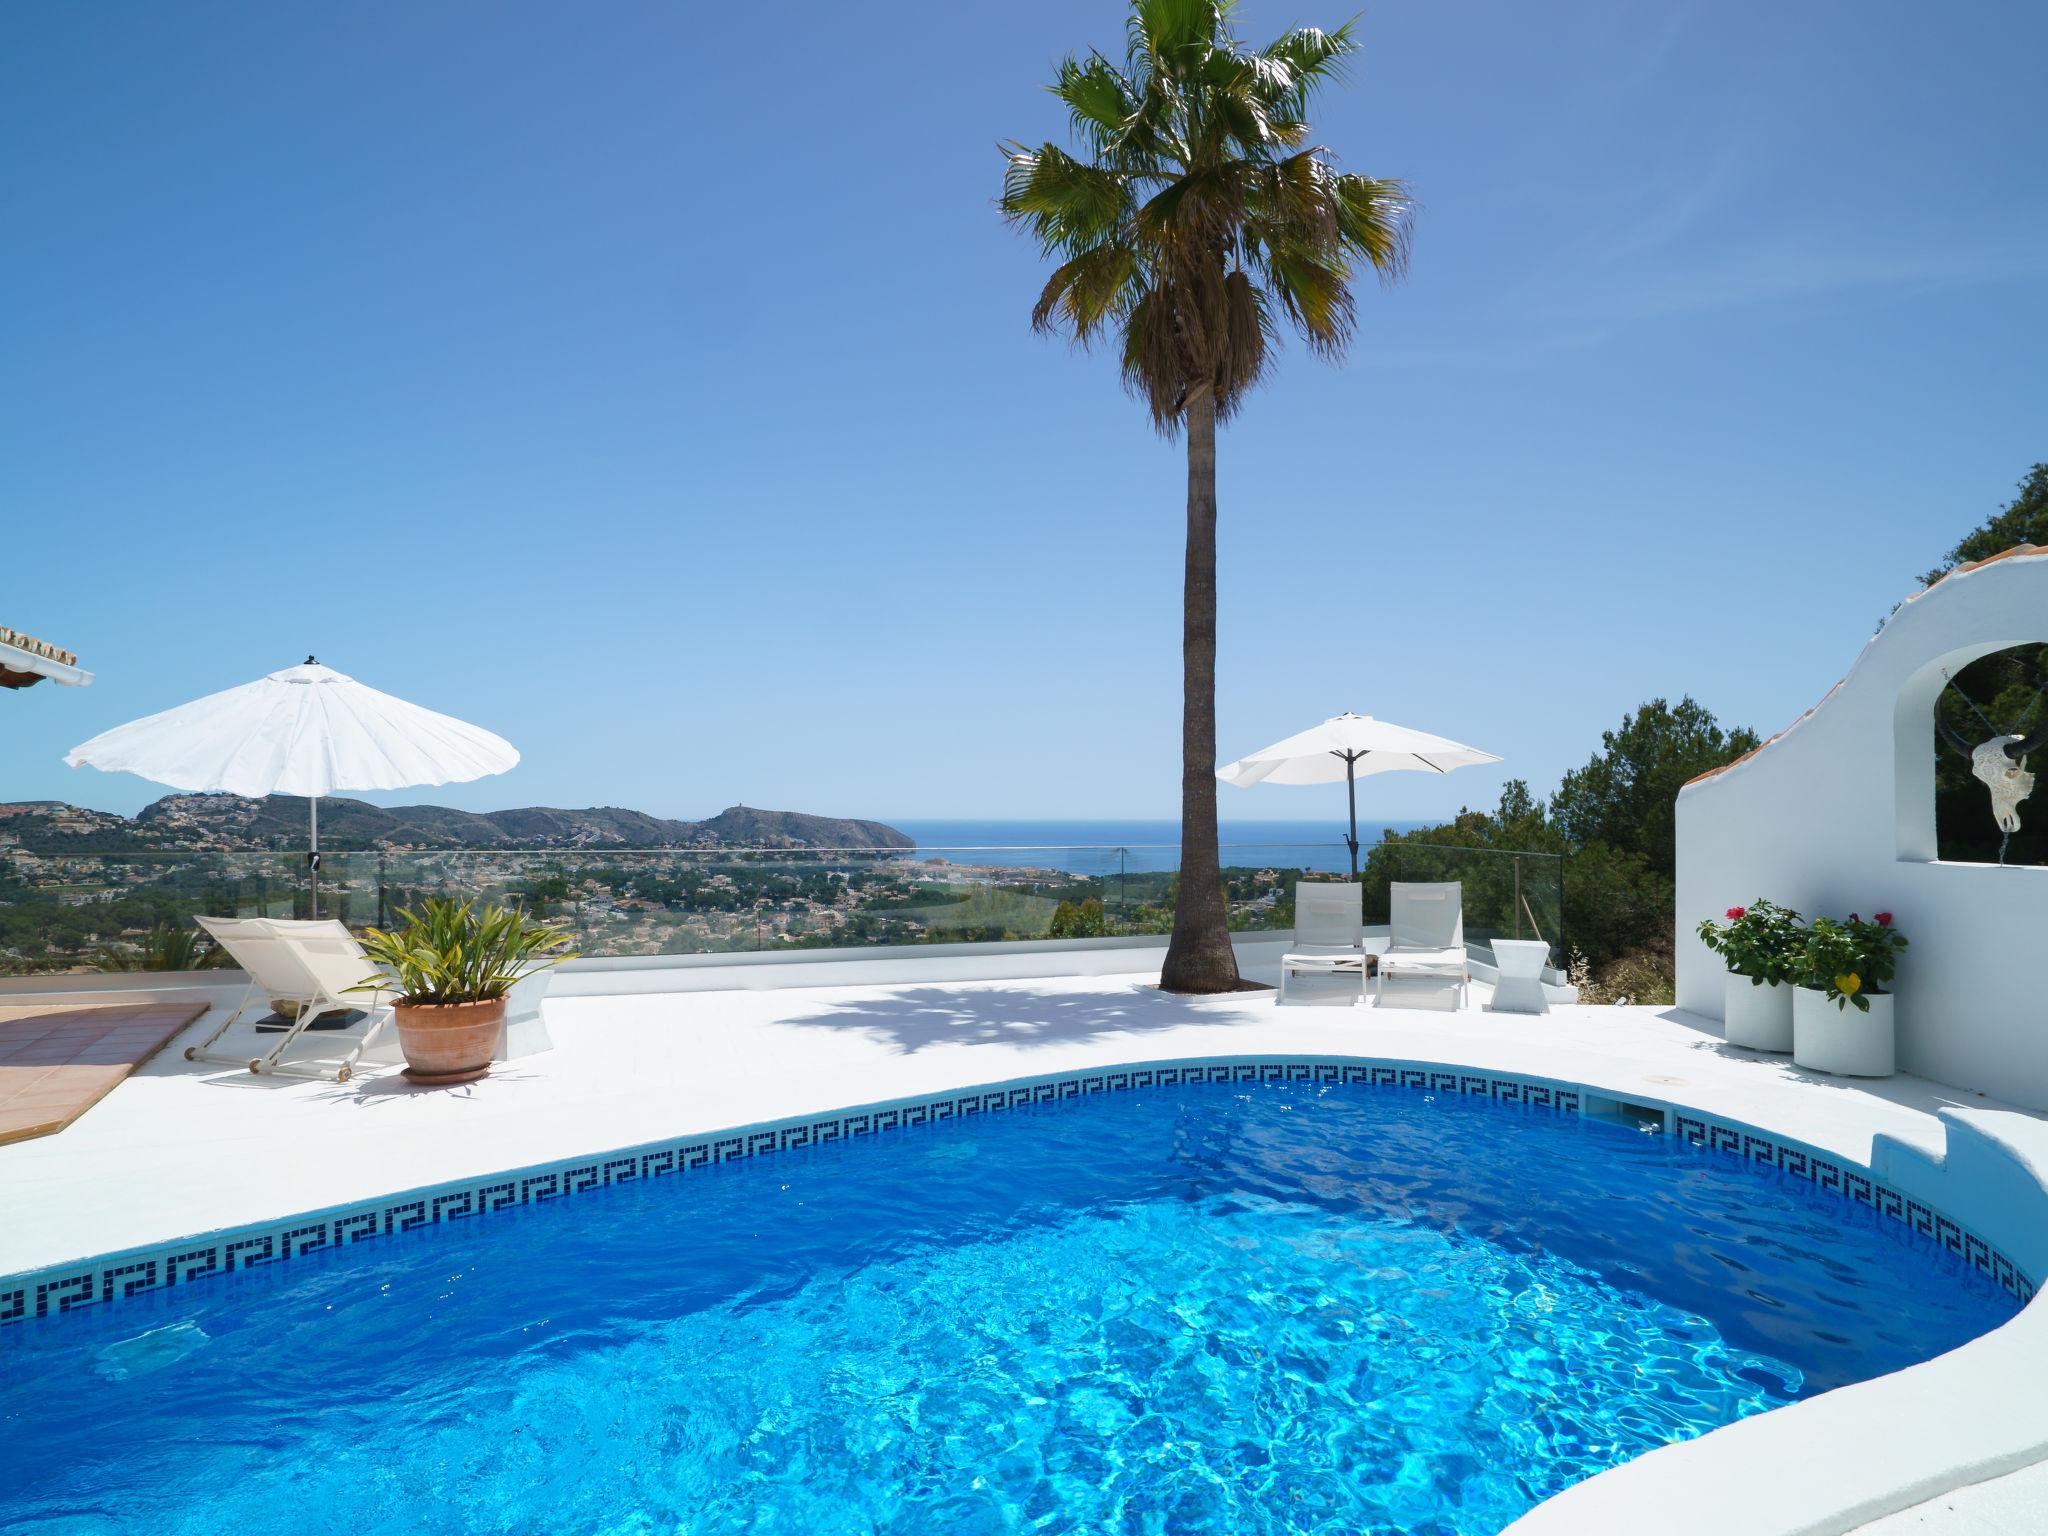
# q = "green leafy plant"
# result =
<box><xmin>1048</xmin><ymin>897</ymin><xmax>1110</xmax><ymax>939</ymax></box>
<box><xmin>97</xmin><ymin>921</ymin><xmax>221</xmax><ymax>973</ymax></box>
<box><xmin>1695</xmin><ymin>899</ymin><xmax>1805</xmax><ymax>985</ymax></box>
<box><xmin>1796</xmin><ymin>911</ymin><xmax>1906</xmax><ymax>1012</ymax></box>
<box><xmin>354</xmin><ymin>898</ymin><xmax>575</xmax><ymax>1006</ymax></box>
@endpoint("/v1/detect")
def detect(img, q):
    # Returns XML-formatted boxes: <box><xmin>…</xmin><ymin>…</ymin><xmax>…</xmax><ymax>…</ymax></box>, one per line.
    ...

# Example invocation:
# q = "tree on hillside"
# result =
<box><xmin>1922</xmin><ymin>463</ymin><xmax>2048</xmax><ymax>584</ymax></box>
<box><xmin>1001</xmin><ymin>0</ymin><xmax>1410</xmax><ymax>992</ymax></box>
<box><xmin>1921</xmin><ymin>464</ymin><xmax>2048</xmax><ymax>865</ymax></box>
<box><xmin>1361</xmin><ymin>701</ymin><xmax>1759</xmax><ymax>976</ymax></box>
<box><xmin>1550</xmin><ymin>698</ymin><xmax>1760</xmax><ymax>877</ymax></box>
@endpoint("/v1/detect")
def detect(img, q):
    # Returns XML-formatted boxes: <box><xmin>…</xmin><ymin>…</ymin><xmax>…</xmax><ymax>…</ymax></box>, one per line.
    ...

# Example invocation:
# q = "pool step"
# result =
<box><xmin>1875</xmin><ymin>1110</ymin><xmax>2048</xmax><ymax>1286</ymax></box>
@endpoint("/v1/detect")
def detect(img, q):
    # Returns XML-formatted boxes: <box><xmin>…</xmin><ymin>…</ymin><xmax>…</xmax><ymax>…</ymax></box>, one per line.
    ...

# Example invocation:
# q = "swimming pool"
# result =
<box><xmin>0</xmin><ymin>1079</ymin><xmax>2018</xmax><ymax>1534</ymax></box>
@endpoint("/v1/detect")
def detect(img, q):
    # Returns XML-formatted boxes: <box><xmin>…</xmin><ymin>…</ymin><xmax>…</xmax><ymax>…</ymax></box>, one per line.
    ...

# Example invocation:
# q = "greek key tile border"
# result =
<box><xmin>0</xmin><ymin>1058</ymin><xmax>2027</xmax><ymax>1331</ymax></box>
<box><xmin>1671</xmin><ymin>1114</ymin><xmax>2035</xmax><ymax>1305</ymax></box>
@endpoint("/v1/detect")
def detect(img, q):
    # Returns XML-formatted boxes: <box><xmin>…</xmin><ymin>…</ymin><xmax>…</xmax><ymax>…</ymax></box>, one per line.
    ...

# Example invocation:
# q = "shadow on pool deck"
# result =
<box><xmin>774</xmin><ymin>983</ymin><xmax>1255</xmax><ymax>1055</ymax></box>
<box><xmin>1651</xmin><ymin>1004</ymin><xmax>1997</xmax><ymax>1115</ymax></box>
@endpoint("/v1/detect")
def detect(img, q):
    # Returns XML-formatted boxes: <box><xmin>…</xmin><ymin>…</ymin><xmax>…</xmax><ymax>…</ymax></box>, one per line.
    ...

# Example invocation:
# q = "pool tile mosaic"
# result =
<box><xmin>2</xmin><ymin>1059</ymin><xmax>2029</xmax><ymax>1329</ymax></box>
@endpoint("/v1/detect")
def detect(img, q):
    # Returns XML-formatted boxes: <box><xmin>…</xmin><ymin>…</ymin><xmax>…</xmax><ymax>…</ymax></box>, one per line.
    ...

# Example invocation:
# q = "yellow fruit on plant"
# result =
<box><xmin>1835</xmin><ymin>973</ymin><xmax>1862</xmax><ymax>996</ymax></box>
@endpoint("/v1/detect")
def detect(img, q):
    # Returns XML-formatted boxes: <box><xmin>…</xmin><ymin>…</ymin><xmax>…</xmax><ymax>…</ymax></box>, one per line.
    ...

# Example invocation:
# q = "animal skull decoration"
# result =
<box><xmin>1936</xmin><ymin>675</ymin><xmax>2047</xmax><ymax>865</ymax></box>
<box><xmin>1972</xmin><ymin>734</ymin><xmax>2035</xmax><ymax>839</ymax></box>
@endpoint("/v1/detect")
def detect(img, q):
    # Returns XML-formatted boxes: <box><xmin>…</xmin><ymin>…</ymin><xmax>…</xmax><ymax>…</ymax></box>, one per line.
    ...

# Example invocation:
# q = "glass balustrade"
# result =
<box><xmin>0</xmin><ymin>840</ymin><xmax>1565</xmax><ymax>975</ymax></box>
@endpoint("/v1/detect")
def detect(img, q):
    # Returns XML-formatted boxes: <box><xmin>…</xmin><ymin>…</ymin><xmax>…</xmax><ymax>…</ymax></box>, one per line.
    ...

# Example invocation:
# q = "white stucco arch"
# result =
<box><xmin>1893</xmin><ymin>636</ymin><xmax>2042</xmax><ymax>863</ymax></box>
<box><xmin>1676</xmin><ymin>547</ymin><xmax>2048</xmax><ymax>1109</ymax></box>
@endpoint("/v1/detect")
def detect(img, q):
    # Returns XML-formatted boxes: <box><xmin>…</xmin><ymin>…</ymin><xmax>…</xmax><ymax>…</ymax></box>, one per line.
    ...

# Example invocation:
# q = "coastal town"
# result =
<box><xmin>0</xmin><ymin>796</ymin><xmax>1233</xmax><ymax>972</ymax></box>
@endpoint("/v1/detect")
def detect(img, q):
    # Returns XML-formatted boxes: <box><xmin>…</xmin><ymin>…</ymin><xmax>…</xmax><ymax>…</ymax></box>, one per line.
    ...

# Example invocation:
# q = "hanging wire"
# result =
<box><xmin>1940</xmin><ymin>667</ymin><xmax>2001</xmax><ymax>736</ymax></box>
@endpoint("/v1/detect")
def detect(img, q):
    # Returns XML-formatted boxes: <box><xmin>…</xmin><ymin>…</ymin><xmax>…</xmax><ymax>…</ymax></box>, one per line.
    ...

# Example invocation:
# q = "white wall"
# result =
<box><xmin>1675</xmin><ymin>549</ymin><xmax>2048</xmax><ymax>1109</ymax></box>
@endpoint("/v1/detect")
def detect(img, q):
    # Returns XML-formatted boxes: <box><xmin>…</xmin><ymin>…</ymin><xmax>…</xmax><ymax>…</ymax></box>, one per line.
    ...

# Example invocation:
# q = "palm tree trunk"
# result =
<box><xmin>1160</xmin><ymin>384</ymin><xmax>1242</xmax><ymax>993</ymax></box>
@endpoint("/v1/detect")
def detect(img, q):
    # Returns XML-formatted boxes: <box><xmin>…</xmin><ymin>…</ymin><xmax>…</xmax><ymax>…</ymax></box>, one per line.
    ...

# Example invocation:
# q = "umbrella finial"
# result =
<box><xmin>305</xmin><ymin>655</ymin><xmax>318</xmax><ymax>665</ymax></box>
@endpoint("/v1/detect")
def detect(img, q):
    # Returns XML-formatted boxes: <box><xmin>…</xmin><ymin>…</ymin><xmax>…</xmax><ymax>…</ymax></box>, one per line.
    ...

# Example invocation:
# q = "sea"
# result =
<box><xmin>887</xmin><ymin>820</ymin><xmax>1424</xmax><ymax>875</ymax></box>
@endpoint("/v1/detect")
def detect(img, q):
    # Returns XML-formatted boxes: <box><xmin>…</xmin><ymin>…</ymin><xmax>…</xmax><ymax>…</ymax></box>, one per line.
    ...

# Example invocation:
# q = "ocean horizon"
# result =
<box><xmin>888</xmin><ymin>819</ymin><xmax>1427</xmax><ymax>875</ymax></box>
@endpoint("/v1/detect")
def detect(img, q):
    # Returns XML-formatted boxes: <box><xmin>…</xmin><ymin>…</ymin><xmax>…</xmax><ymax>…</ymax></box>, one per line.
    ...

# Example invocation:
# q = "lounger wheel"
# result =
<box><xmin>184</xmin><ymin>1046</ymin><xmax>198</xmax><ymax>1061</ymax></box>
<box><xmin>249</xmin><ymin>1059</ymin><xmax>263</xmax><ymax>1074</ymax></box>
<box><xmin>336</xmin><ymin>1065</ymin><xmax>353</xmax><ymax>1083</ymax></box>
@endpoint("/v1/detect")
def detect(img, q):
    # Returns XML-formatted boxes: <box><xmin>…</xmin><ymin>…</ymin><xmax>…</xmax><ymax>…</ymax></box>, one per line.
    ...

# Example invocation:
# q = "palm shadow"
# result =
<box><xmin>773</xmin><ymin>983</ymin><xmax>1251</xmax><ymax>1056</ymax></box>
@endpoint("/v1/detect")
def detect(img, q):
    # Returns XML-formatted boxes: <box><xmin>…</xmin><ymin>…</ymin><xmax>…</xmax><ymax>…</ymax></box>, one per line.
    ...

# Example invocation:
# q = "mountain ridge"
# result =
<box><xmin>0</xmin><ymin>794</ymin><xmax>914</xmax><ymax>853</ymax></box>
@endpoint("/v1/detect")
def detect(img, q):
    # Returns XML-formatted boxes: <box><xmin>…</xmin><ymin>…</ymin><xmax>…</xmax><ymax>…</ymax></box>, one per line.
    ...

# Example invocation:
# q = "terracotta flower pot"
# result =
<box><xmin>392</xmin><ymin>997</ymin><xmax>507</xmax><ymax>1085</ymax></box>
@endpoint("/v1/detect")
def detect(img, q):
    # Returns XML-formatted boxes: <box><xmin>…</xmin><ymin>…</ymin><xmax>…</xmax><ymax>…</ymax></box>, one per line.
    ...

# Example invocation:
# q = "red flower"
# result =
<box><xmin>1725</xmin><ymin>906</ymin><xmax>1746</xmax><ymax>921</ymax></box>
<box><xmin>1874</xmin><ymin>911</ymin><xmax>1894</xmax><ymax>927</ymax></box>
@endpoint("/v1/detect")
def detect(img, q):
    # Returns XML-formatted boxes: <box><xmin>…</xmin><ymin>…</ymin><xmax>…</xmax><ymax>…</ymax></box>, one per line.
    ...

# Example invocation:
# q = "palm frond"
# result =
<box><xmin>1260</xmin><ymin>22</ymin><xmax>1357</xmax><ymax>115</ymax></box>
<box><xmin>1248</xmin><ymin>151</ymin><xmax>1341</xmax><ymax>245</ymax></box>
<box><xmin>1131</xmin><ymin>0</ymin><xmax>1234</xmax><ymax>77</ymax></box>
<box><xmin>1000</xmin><ymin>143</ymin><xmax>1133</xmax><ymax>254</ymax></box>
<box><xmin>1263</xmin><ymin>239</ymin><xmax>1355</xmax><ymax>354</ymax></box>
<box><xmin>1209</xmin><ymin>83</ymin><xmax>1280</xmax><ymax>157</ymax></box>
<box><xmin>1332</xmin><ymin>173</ymin><xmax>1413</xmax><ymax>280</ymax></box>
<box><xmin>1031</xmin><ymin>242</ymin><xmax>1143</xmax><ymax>342</ymax></box>
<box><xmin>1137</xmin><ymin>164</ymin><xmax>1245</xmax><ymax>251</ymax></box>
<box><xmin>1051</xmin><ymin>53</ymin><xmax>1138</xmax><ymax>153</ymax></box>
<box><xmin>1211</xmin><ymin>269</ymin><xmax>1273</xmax><ymax>418</ymax></box>
<box><xmin>1120</xmin><ymin>286</ymin><xmax>1192</xmax><ymax>430</ymax></box>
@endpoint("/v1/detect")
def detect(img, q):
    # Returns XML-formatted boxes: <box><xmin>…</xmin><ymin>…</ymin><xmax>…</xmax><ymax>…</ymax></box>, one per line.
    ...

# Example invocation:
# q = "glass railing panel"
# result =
<box><xmin>876</xmin><ymin>844</ymin><xmax>1129</xmax><ymax>945</ymax></box>
<box><xmin>0</xmin><ymin>849</ymin><xmax>326</xmax><ymax>974</ymax></box>
<box><xmin>374</xmin><ymin>847</ymin><xmax>1144</xmax><ymax>957</ymax></box>
<box><xmin>1110</xmin><ymin>842</ymin><xmax>1354</xmax><ymax>936</ymax></box>
<box><xmin>1361</xmin><ymin>842</ymin><xmax>1565</xmax><ymax>966</ymax></box>
<box><xmin>0</xmin><ymin>840</ymin><xmax>1564</xmax><ymax>974</ymax></box>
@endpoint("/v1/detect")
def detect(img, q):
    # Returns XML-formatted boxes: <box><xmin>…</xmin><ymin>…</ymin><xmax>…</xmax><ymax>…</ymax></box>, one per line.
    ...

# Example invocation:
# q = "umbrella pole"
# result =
<box><xmin>309</xmin><ymin>795</ymin><xmax>320</xmax><ymax>920</ymax></box>
<box><xmin>1345</xmin><ymin>756</ymin><xmax>1360</xmax><ymax>879</ymax></box>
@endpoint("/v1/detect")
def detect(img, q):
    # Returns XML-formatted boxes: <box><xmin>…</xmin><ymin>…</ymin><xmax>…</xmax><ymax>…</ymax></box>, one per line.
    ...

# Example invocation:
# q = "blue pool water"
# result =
<box><xmin>0</xmin><ymin>1083</ymin><xmax>2019</xmax><ymax>1535</ymax></box>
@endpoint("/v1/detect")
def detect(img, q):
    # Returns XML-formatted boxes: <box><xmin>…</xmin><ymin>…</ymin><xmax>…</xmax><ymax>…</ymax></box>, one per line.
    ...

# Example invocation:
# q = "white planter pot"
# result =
<box><xmin>1792</xmin><ymin>986</ymin><xmax>1895</xmax><ymax>1077</ymax></box>
<box><xmin>1723</xmin><ymin>975</ymin><xmax>1793</xmax><ymax>1052</ymax></box>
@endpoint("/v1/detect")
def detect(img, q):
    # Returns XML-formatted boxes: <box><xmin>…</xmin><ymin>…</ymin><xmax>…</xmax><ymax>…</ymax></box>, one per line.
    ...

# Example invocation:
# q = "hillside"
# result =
<box><xmin>0</xmin><ymin>795</ymin><xmax>914</xmax><ymax>853</ymax></box>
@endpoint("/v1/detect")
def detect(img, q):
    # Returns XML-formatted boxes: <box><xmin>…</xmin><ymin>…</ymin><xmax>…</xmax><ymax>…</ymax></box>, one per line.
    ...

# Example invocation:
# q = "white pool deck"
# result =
<box><xmin>5</xmin><ymin>959</ymin><xmax>2048</xmax><ymax>1536</ymax></box>
<box><xmin>0</xmin><ymin>970</ymin><xmax>2021</xmax><ymax>1279</ymax></box>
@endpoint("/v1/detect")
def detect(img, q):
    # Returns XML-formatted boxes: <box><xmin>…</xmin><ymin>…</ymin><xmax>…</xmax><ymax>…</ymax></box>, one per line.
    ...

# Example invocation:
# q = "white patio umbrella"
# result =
<box><xmin>1217</xmin><ymin>712</ymin><xmax>1502</xmax><ymax>877</ymax></box>
<box><xmin>64</xmin><ymin>657</ymin><xmax>519</xmax><ymax>915</ymax></box>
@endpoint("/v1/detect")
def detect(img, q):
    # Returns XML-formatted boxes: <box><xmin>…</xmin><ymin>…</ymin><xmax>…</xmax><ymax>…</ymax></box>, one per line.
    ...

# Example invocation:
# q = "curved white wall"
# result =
<box><xmin>1675</xmin><ymin>549</ymin><xmax>2048</xmax><ymax>1110</ymax></box>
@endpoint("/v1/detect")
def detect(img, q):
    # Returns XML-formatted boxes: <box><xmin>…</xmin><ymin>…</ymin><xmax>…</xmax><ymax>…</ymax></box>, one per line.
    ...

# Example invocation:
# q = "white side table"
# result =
<box><xmin>1488</xmin><ymin>940</ymin><xmax>1551</xmax><ymax>1014</ymax></box>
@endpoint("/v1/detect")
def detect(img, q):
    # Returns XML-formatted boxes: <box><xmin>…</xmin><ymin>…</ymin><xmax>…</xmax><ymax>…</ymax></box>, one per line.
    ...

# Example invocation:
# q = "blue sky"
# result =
<box><xmin>4</xmin><ymin>0</ymin><xmax>2043</xmax><ymax>826</ymax></box>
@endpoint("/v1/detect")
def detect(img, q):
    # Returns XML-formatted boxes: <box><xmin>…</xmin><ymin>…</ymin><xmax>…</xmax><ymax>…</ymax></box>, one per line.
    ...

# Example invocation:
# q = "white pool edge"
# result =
<box><xmin>6</xmin><ymin>1049</ymin><xmax>2044</xmax><ymax>1536</ymax></box>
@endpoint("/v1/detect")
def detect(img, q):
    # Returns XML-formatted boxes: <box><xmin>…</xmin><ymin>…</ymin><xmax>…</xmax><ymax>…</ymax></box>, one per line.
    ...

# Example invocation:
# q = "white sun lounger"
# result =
<box><xmin>1279</xmin><ymin>882</ymin><xmax>1367</xmax><ymax>1004</ymax></box>
<box><xmin>1375</xmin><ymin>881</ymin><xmax>1470</xmax><ymax>1007</ymax></box>
<box><xmin>185</xmin><ymin>916</ymin><xmax>394</xmax><ymax>1082</ymax></box>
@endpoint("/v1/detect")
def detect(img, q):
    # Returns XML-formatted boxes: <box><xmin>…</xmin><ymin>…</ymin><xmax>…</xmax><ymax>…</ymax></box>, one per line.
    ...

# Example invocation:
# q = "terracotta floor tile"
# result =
<box><xmin>0</xmin><ymin>1001</ymin><xmax>208</xmax><ymax>1144</ymax></box>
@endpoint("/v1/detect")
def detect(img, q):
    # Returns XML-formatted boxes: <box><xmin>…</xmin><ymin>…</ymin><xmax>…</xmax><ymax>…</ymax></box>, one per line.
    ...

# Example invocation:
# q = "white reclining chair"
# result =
<box><xmin>186</xmin><ymin>916</ymin><xmax>394</xmax><ymax>1082</ymax></box>
<box><xmin>1376</xmin><ymin>881</ymin><xmax>1470</xmax><ymax>1008</ymax></box>
<box><xmin>1278</xmin><ymin>882</ymin><xmax>1367</xmax><ymax>1004</ymax></box>
<box><xmin>497</xmin><ymin>967</ymin><xmax>556</xmax><ymax>1060</ymax></box>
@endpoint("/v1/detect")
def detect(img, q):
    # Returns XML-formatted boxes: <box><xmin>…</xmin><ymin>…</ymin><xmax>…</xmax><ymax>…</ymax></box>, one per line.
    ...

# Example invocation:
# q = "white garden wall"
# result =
<box><xmin>1675</xmin><ymin>546</ymin><xmax>2048</xmax><ymax>1110</ymax></box>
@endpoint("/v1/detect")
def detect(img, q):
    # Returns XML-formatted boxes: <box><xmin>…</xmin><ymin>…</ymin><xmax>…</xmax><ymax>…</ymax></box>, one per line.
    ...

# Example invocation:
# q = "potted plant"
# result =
<box><xmin>1792</xmin><ymin>911</ymin><xmax>1907</xmax><ymax>1078</ymax></box>
<box><xmin>1696</xmin><ymin>900</ymin><xmax>1804</xmax><ymax>1051</ymax></box>
<box><xmin>356</xmin><ymin>898</ymin><xmax>576</xmax><ymax>1084</ymax></box>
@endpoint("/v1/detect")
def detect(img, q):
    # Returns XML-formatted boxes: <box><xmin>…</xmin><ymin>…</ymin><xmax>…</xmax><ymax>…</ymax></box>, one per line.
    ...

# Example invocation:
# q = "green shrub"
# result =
<box><xmin>1797</xmin><ymin>912</ymin><xmax>1906</xmax><ymax>1012</ymax></box>
<box><xmin>355</xmin><ymin>898</ymin><xmax>576</xmax><ymax>1006</ymax></box>
<box><xmin>1695</xmin><ymin>899</ymin><xmax>1805</xmax><ymax>985</ymax></box>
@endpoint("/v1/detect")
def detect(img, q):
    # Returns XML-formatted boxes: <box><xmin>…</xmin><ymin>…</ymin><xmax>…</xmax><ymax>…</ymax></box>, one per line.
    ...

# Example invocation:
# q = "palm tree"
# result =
<box><xmin>1001</xmin><ymin>0</ymin><xmax>1410</xmax><ymax>992</ymax></box>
